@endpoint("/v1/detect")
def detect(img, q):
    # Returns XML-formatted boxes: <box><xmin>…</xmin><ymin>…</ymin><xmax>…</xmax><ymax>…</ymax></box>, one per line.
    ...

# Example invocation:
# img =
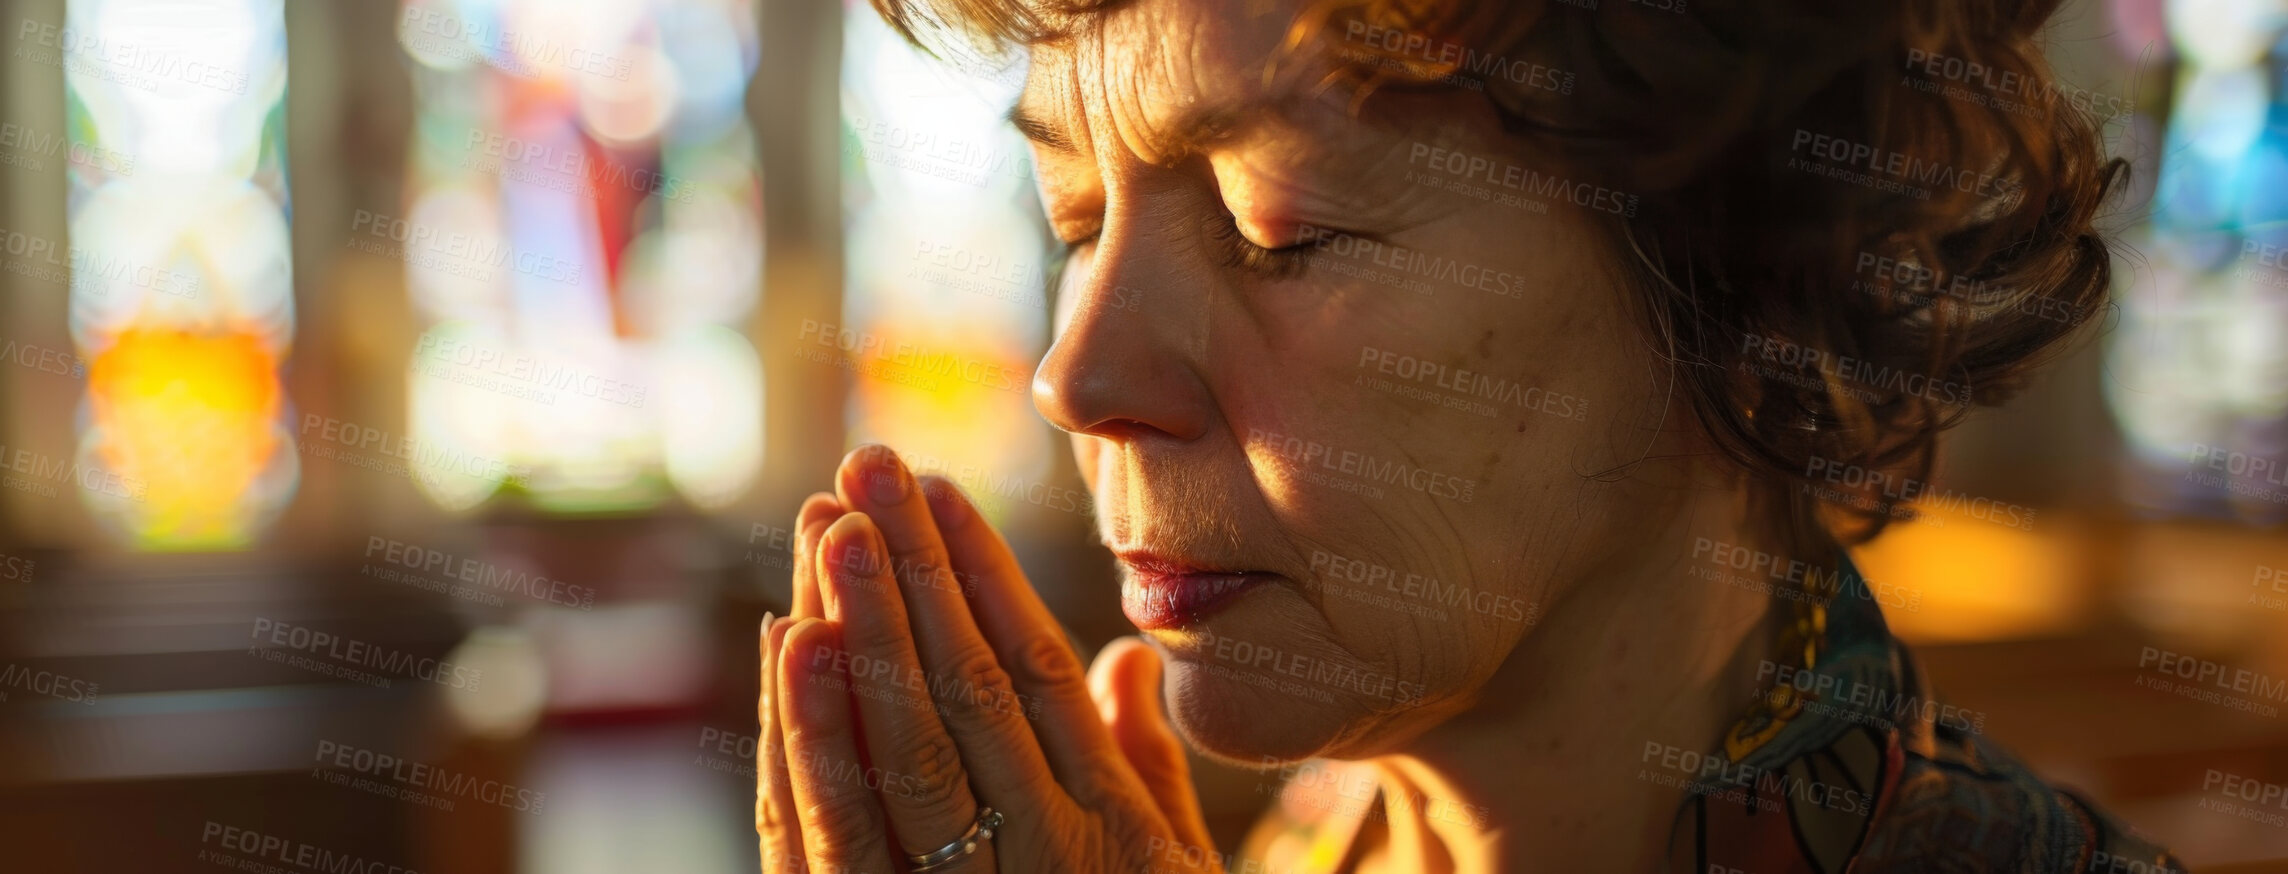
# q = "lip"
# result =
<box><xmin>1117</xmin><ymin>552</ymin><xmax>1279</xmax><ymax>630</ymax></box>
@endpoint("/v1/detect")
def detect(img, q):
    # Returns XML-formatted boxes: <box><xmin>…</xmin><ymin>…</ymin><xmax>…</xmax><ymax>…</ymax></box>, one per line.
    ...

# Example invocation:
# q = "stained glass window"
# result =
<box><xmin>838</xmin><ymin>8</ymin><xmax>1051</xmax><ymax>515</ymax></box>
<box><xmin>395</xmin><ymin>0</ymin><xmax>763</xmax><ymax>515</ymax></box>
<box><xmin>67</xmin><ymin>0</ymin><xmax>295</xmax><ymax>549</ymax></box>
<box><xmin>2106</xmin><ymin>0</ymin><xmax>2288</xmax><ymax>522</ymax></box>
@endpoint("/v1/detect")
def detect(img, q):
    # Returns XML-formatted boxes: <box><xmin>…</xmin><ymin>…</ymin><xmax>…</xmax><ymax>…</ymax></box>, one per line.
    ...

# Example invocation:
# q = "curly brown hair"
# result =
<box><xmin>869</xmin><ymin>0</ymin><xmax>2128</xmax><ymax>549</ymax></box>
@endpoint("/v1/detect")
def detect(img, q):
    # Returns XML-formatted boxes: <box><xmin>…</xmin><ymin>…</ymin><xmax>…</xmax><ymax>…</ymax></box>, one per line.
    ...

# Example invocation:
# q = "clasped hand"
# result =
<box><xmin>756</xmin><ymin>446</ymin><xmax>1219</xmax><ymax>874</ymax></box>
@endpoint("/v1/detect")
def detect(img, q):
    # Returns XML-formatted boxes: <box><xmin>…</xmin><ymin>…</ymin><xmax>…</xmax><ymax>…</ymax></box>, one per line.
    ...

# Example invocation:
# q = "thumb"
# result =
<box><xmin>1088</xmin><ymin>636</ymin><xmax>1211</xmax><ymax>850</ymax></box>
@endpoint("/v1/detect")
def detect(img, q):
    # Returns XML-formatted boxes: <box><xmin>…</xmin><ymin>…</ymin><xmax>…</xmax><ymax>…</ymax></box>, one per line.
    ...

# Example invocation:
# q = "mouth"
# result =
<box><xmin>1116</xmin><ymin>551</ymin><xmax>1281</xmax><ymax>630</ymax></box>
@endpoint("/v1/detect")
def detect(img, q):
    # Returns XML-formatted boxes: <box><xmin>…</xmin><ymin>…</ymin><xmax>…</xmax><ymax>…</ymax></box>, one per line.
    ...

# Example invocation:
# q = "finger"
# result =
<box><xmin>758</xmin><ymin>615</ymin><xmax>805</xmax><ymax>872</ymax></box>
<box><xmin>1089</xmin><ymin>636</ymin><xmax>1211</xmax><ymax>851</ymax></box>
<box><xmin>918</xmin><ymin>475</ymin><xmax>1131</xmax><ymax>800</ymax></box>
<box><xmin>791</xmin><ymin>493</ymin><xmax>844</xmax><ymax>621</ymax></box>
<box><xmin>756</xmin><ymin>615</ymin><xmax>774</xmax><ymax>866</ymax></box>
<box><xmin>778</xmin><ymin>618</ymin><xmax>897</xmax><ymax>874</ymax></box>
<box><xmin>834</xmin><ymin>448</ymin><xmax>1064</xmax><ymax>807</ymax></box>
<box><xmin>814</xmin><ymin>512</ymin><xmax>995</xmax><ymax>862</ymax></box>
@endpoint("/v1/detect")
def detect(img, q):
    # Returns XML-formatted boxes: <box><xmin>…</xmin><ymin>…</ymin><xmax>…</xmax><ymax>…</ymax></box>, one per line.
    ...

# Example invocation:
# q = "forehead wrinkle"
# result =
<box><xmin>1080</xmin><ymin>0</ymin><xmax>1282</xmax><ymax>170</ymax></box>
<box><xmin>1023</xmin><ymin>0</ymin><xmax>1369</xmax><ymax>174</ymax></box>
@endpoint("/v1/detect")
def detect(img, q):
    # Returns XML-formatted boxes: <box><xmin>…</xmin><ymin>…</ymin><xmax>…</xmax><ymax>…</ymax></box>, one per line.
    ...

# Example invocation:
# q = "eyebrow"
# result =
<box><xmin>1006</xmin><ymin>103</ymin><xmax>1078</xmax><ymax>153</ymax></box>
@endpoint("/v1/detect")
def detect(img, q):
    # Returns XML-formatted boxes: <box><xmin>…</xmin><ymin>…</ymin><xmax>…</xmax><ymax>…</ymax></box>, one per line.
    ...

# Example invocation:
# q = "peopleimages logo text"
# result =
<box><xmin>1357</xmin><ymin>346</ymin><xmax>1587</xmax><ymax>420</ymax></box>
<box><xmin>250</xmin><ymin>618</ymin><xmax>483</xmax><ymax>690</ymax></box>
<box><xmin>464</xmin><ymin>131</ymin><xmax>688</xmax><ymax>202</ymax></box>
<box><xmin>315</xmin><ymin>740</ymin><xmax>546</xmax><ymax>813</ymax></box>
<box><xmin>364</xmin><ymin>536</ymin><xmax>595</xmax><ymax>609</ymax></box>
<box><xmin>1639</xmin><ymin>741</ymin><xmax>1872</xmax><ymax>816</ymax></box>
<box><xmin>1802</xmin><ymin>456</ymin><xmax>2038</xmax><ymax>531</ymax></box>
<box><xmin>199</xmin><ymin>822</ymin><xmax>417</xmax><ymax>874</ymax></box>
<box><xmin>1406</xmin><ymin>144</ymin><xmax>1638</xmax><ymax>217</ymax></box>
<box><xmin>2140</xmin><ymin>647</ymin><xmax>2288</xmax><ymax>705</ymax></box>
<box><xmin>1297</xmin><ymin>226</ymin><xmax>1524</xmax><ymax>298</ymax></box>
<box><xmin>16</xmin><ymin>19</ymin><xmax>251</xmax><ymax>95</ymax></box>
<box><xmin>1310</xmin><ymin>549</ymin><xmax>1533</xmax><ymax>622</ymax></box>
<box><xmin>413</xmin><ymin>334</ymin><xmax>646</xmax><ymax>408</ymax></box>
<box><xmin>1902</xmin><ymin>48</ymin><xmax>2135</xmax><ymax>122</ymax></box>
<box><xmin>1340</xmin><ymin>22</ymin><xmax>1576</xmax><ymax>94</ymax></box>
<box><xmin>1247</xmin><ymin>426</ymin><xmax>1477</xmax><ymax>503</ymax></box>
<box><xmin>351</xmin><ymin>210</ymin><xmax>583</xmax><ymax>284</ymax></box>
<box><xmin>2191</xmin><ymin>444</ymin><xmax>2288</xmax><ymax>488</ymax></box>
<box><xmin>1789</xmin><ymin>128</ymin><xmax>2019</xmax><ymax>199</ymax></box>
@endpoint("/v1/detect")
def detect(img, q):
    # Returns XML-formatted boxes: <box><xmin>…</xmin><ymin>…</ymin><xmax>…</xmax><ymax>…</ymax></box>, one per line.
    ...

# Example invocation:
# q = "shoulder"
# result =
<box><xmin>1850</xmin><ymin>657</ymin><xmax>2182</xmax><ymax>873</ymax></box>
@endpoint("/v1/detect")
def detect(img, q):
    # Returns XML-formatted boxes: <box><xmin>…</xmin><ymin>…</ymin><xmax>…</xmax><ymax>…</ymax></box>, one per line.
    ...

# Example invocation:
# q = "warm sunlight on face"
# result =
<box><xmin>1022</xmin><ymin>0</ymin><xmax>1706</xmax><ymax>764</ymax></box>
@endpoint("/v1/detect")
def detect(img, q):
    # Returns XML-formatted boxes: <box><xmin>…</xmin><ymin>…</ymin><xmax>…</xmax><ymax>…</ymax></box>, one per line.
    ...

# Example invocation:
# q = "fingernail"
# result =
<box><xmin>760</xmin><ymin>611</ymin><xmax>775</xmax><ymax>641</ymax></box>
<box><xmin>866</xmin><ymin>447</ymin><xmax>910</xmax><ymax>505</ymax></box>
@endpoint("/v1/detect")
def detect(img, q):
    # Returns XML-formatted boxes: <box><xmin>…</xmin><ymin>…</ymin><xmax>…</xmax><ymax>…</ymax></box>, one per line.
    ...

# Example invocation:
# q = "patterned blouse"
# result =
<box><xmin>1238</xmin><ymin>560</ymin><xmax>2184</xmax><ymax>873</ymax></box>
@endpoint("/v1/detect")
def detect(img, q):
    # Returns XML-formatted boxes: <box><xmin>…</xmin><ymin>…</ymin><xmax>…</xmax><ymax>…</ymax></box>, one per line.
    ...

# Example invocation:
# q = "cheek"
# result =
<box><xmin>1315</xmin><ymin>575</ymin><xmax>1520</xmax><ymax>702</ymax></box>
<box><xmin>1214</xmin><ymin>299</ymin><xmax>1631</xmax><ymax>714</ymax></box>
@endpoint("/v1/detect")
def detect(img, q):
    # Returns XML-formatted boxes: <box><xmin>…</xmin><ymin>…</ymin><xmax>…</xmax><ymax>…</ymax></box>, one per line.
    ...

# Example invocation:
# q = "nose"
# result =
<box><xmin>1030</xmin><ymin>211</ymin><xmax>1213</xmax><ymax>444</ymax></box>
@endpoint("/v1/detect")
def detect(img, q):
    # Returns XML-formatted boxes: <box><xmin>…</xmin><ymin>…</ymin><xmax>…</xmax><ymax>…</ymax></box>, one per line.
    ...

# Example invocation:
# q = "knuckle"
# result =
<box><xmin>1015</xmin><ymin>634</ymin><xmax>1086</xmax><ymax>693</ymax></box>
<box><xmin>893</xmin><ymin>732</ymin><xmax>970</xmax><ymax>814</ymax></box>
<box><xmin>940</xmin><ymin>648</ymin><xmax>1015</xmax><ymax>716</ymax></box>
<box><xmin>845</xmin><ymin>617</ymin><xmax>912</xmax><ymax>660</ymax></box>
<box><xmin>800</xmin><ymin>785</ymin><xmax>880</xmax><ymax>844</ymax></box>
<box><xmin>904</xmin><ymin>777</ymin><xmax>970</xmax><ymax>827</ymax></box>
<box><xmin>892</xmin><ymin>547</ymin><xmax>955</xmax><ymax>593</ymax></box>
<box><xmin>757</xmin><ymin>782</ymin><xmax>780</xmax><ymax>826</ymax></box>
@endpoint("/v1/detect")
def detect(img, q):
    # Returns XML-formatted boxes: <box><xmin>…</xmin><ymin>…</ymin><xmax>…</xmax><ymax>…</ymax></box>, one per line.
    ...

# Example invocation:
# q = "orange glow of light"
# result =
<box><xmin>1850</xmin><ymin>501</ymin><xmax>2091</xmax><ymax>645</ymax></box>
<box><xmin>87</xmin><ymin>327</ymin><xmax>283</xmax><ymax>548</ymax></box>
<box><xmin>848</xmin><ymin>335</ymin><xmax>1049</xmax><ymax>526</ymax></box>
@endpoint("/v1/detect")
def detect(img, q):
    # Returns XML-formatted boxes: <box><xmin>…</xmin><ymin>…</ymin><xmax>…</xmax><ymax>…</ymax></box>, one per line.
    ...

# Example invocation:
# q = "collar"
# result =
<box><xmin>1665</xmin><ymin>553</ymin><xmax>1911</xmax><ymax>874</ymax></box>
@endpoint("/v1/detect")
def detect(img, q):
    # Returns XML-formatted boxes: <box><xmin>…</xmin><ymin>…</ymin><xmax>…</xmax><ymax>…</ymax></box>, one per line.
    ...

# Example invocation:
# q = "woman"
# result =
<box><xmin>757</xmin><ymin>0</ymin><xmax>2182</xmax><ymax>870</ymax></box>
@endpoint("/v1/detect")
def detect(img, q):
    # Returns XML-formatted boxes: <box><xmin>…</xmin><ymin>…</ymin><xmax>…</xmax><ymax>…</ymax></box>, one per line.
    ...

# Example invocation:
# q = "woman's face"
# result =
<box><xmin>1025</xmin><ymin>0</ymin><xmax>1697</xmax><ymax>763</ymax></box>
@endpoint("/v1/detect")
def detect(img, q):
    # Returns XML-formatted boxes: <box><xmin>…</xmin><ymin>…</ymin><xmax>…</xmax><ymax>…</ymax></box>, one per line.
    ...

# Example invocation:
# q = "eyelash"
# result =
<box><xmin>1050</xmin><ymin>214</ymin><xmax>1314</xmax><ymax>282</ymax></box>
<box><xmin>1207</xmin><ymin>219</ymin><xmax>1309</xmax><ymax>280</ymax></box>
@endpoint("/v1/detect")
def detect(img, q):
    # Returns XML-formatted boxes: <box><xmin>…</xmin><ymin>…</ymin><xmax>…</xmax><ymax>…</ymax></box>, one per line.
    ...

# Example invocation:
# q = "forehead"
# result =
<box><xmin>1016</xmin><ymin>0</ymin><xmax>1319</xmax><ymax>165</ymax></box>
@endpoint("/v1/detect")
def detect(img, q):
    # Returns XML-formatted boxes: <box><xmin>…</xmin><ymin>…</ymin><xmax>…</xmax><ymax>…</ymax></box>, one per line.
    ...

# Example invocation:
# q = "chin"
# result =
<box><xmin>1140</xmin><ymin>586</ymin><xmax>1416</xmax><ymax>764</ymax></box>
<box><xmin>1157</xmin><ymin>655</ymin><xmax>1364</xmax><ymax>766</ymax></box>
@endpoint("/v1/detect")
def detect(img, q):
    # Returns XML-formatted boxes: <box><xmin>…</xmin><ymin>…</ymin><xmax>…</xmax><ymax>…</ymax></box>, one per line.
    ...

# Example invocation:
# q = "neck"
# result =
<box><xmin>1358</xmin><ymin>486</ymin><xmax>1799</xmax><ymax>873</ymax></box>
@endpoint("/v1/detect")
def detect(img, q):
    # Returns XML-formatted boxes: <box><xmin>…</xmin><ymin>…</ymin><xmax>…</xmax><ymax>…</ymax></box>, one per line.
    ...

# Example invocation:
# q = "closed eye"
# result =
<box><xmin>1046</xmin><ymin>212</ymin><xmax>1325</xmax><ymax>282</ymax></box>
<box><xmin>1208</xmin><ymin>215</ymin><xmax>1309</xmax><ymax>280</ymax></box>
